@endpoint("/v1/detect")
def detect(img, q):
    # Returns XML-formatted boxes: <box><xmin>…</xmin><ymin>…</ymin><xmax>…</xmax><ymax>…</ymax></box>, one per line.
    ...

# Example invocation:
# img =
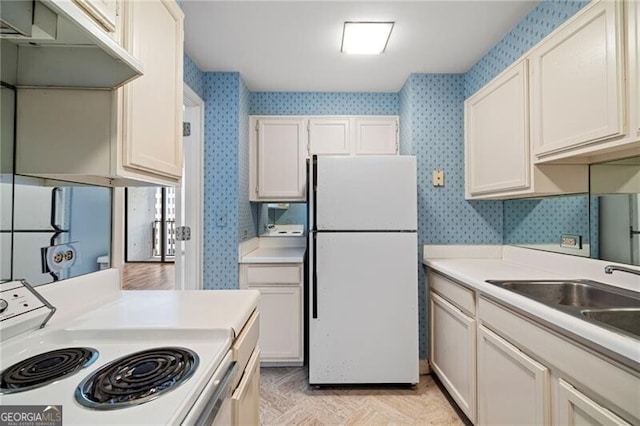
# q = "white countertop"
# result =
<box><xmin>39</xmin><ymin>269</ymin><xmax>260</xmax><ymax>337</ymax></box>
<box><xmin>239</xmin><ymin>235</ymin><xmax>307</xmax><ymax>264</ymax></box>
<box><xmin>423</xmin><ymin>245</ymin><xmax>640</xmax><ymax>371</ymax></box>
<box><xmin>64</xmin><ymin>289</ymin><xmax>260</xmax><ymax>338</ymax></box>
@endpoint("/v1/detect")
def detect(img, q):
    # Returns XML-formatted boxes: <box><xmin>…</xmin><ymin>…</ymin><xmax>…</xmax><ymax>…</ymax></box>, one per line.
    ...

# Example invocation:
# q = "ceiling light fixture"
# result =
<box><xmin>341</xmin><ymin>21</ymin><xmax>394</xmax><ymax>55</ymax></box>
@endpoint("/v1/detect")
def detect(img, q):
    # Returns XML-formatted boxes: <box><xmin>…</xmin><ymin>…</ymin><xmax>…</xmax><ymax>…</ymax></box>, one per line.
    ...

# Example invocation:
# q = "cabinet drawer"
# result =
<box><xmin>232</xmin><ymin>347</ymin><xmax>260</xmax><ymax>426</ymax></box>
<box><xmin>429</xmin><ymin>271</ymin><xmax>475</xmax><ymax>316</ymax></box>
<box><xmin>231</xmin><ymin>309</ymin><xmax>259</xmax><ymax>389</ymax></box>
<box><xmin>246</xmin><ymin>265</ymin><xmax>302</xmax><ymax>285</ymax></box>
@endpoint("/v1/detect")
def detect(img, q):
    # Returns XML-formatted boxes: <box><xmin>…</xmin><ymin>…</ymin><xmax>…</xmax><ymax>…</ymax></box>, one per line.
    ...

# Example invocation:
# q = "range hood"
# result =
<box><xmin>0</xmin><ymin>0</ymin><xmax>142</xmax><ymax>88</ymax></box>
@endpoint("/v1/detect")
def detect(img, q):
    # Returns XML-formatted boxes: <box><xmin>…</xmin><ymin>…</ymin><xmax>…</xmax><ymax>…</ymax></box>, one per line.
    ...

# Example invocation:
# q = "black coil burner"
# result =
<box><xmin>0</xmin><ymin>347</ymin><xmax>99</xmax><ymax>394</ymax></box>
<box><xmin>75</xmin><ymin>347</ymin><xmax>199</xmax><ymax>410</ymax></box>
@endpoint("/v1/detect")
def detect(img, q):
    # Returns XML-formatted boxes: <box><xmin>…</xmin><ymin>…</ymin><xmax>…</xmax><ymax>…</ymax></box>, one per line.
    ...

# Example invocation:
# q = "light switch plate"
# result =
<box><xmin>432</xmin><ymin>169</ymin><xmax>444</xmax><ymax>187</ymax></box>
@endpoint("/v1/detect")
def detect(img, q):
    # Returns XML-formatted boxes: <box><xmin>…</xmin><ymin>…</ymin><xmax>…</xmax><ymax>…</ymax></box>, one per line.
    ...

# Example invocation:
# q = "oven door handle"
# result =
<box><xmin>192</xmin><ymin>361</ymin><xmax>237</xmax><ymax>426</ymax></box>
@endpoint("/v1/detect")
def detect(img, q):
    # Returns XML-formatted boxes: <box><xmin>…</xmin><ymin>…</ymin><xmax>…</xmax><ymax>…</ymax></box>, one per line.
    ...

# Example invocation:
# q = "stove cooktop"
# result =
<box><xmin>0</xmin><ymin>328</ymin><xmax>231</xmax><ymax>425</ymax></box>
<box><xmin>0</xmin><ymin>347</ymin><xmax>98</xmax><ymax>394</ymax></box>
<box><xmin>75</xmin><ymin>347</ymin><xmax>199</xmax><ymax>409</ymax></box>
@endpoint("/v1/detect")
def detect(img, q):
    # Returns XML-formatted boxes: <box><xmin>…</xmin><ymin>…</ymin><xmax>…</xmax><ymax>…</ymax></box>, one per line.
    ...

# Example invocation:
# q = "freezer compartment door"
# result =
<box><xmin>309</xmin><ymin>232</ymin><xmax>418</xmax><ymax>384</ymax></box>
<box><xmin>315</xmin><ymin>156</ymin><xmax>417</xmax><ymax>231</ymax></box>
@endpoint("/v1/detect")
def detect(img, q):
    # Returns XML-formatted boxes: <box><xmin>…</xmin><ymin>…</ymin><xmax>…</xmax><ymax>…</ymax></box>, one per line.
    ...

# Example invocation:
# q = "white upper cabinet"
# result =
<box><xmin>308</xmin><ymin>118</ymin><xmax>351</xmax><ymax>155</ymax></box>
<box><xmin>354</xmin><ymin>117</ymin><xmax>398</xmax><ymax>155</ymax></box>
<box><xmin>464</xmin><ymin>60</ymin><xmax>588</xmax><ymax>200</ymax></box>
<box><xmin>530</xmin><ymin>0</ymin><xmax>625</xmax><ymax>161</ymax></box>
<box><xmin>15</xmin><ymin>0</ymin><xmax>184</xmax><ymax>186</ymax></box>
<box><xmin>120</xmin><ymin>0</ymin><xmax>184</xmax><ymax>180</ymax></box>
<box><xmin>250</xmin><ymin>117</ymin><xmax>307</xmax><ymax>201</ymax></box>
<box><xmin>465</xmin><ymin>60</ymin><xmax>530</xmax><ymax>197</ymax></box>
<box><xmin>631</xmin><ymin>0</ymin><xmax>640</xmax><ymax>140</ymax></box>
<box><xmin>74</xmin><ymin>0</ymin><xmax>118</xmax><ymax>34</ymax></box>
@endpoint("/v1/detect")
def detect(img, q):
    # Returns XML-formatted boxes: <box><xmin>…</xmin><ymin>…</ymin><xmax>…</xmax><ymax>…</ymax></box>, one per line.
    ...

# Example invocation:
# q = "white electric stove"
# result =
<box><xmin>0</xmin><ymin>280</ymin><xmax>235</xmax><ymax>425</ymax></box>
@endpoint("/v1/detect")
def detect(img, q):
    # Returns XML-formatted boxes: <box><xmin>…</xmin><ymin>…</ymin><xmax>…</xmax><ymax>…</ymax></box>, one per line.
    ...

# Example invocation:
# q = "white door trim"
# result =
<box><xmin>180</xmin><ymin>83</ymin><xmax>204</xmax><ymax>290</ymax></box>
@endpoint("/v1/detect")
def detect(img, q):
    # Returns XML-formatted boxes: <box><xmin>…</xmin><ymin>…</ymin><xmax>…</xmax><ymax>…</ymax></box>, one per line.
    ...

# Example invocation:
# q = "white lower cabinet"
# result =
<box><xmin>429</xmin><ymin>287</ymin><xmax>476</xmax><ymax>422</ymax></box>
<box><xmin>232</xmin><ymin>347</ymin><xmax>261</xmax><ymax>426</ymax></box>
<box><xmin>477</xmin><ymin>325</ymin><xmax>550</xmax><ymax>426</ymax></box>
<box><xmin>239</xmin><ymin>264</ymin><xmax>303</xmax><ymax>365</ymax></box>
<box><xmin>251</xmin><ymin>286</ymin><xmax>302</xmax><ymax>362</ymax></box>
<box><xmin>555</xmin><ymin>379</ymin><xmax>631</xmax><ymax>426</ymax></box>
<box><xmin>427</xmin><ymin>269</ymin><xmax>640</xmax><ymax>425</ymax></box>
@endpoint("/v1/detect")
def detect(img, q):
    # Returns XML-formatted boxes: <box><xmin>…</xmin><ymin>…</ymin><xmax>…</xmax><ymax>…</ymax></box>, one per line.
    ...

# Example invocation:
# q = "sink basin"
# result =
<box><xmin>581</xmin><ymin>309</ymin><xmax>640</xmax><ymax>339</ymax></box>
<box><xmin>485</xmin><ymin>279</ymin><xmax>640</xmax><ymax>339</ymax></box>
<box><xmin>493</xmin><ymin>281</ymin><xmax>640</xmax><ymax>308</ymax></box>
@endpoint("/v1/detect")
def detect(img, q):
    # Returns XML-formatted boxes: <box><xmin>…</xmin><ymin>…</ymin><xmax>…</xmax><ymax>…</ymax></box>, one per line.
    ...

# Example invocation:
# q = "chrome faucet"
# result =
<box><xmin>604</xmin><ymin>265</ymin><xmax>640</xmax><ymax>277</ymax></box>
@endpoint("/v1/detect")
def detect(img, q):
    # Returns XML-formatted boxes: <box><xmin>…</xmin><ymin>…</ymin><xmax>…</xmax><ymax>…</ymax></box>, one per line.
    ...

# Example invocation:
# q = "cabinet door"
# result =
<box><xmin>430</xmin><ymin>292</ymin><xmax>476</xmax><ymax>422</ymax></box>
<box><xmin>121</xmin><ymin>0</ymin><xmax>184</xmax><ymax>179</ymax></box>
<box><xmin>555</xmin><ymin>379</ymin><xmax>630</xmax><ymax>426</ymax></box>
<box><xmin>354</xmin><ymin>117</ymin><xmax>398</xmax><ymax>155</ymax></box>
<box><xmin>250</xmin><ymin>285</ymin><xmax>302</xmax><ymax>362</ymax></box>
<box><xmin>530</xmin><ymin>1</ymin><xmax>624</xmax><ymax>158</ymax></box>
<box><xmin>255</xmin><ymin>118</ymin><xmax>306</xmax><ymax>200</ymax></box>
<box><xmin>74</xmin><ymin>0</ymin><xmax>118</xmax><ymax>33</ymax></box>
<box><xmin>232</xmin><ymin>347</ymin><xmax>260</xmax><ymax>426</ymax></box>
<box><xmin>631</xmin><ymin>0</ymin><xmax>640</xmax><ymax>139</ymax></box>
<box><xmin>465</xmin><ymin>60</ymin><xmax>529</xmax><ymax>197</ymax></box>
<box><xmin>308</xmin><ymin>118</ymin><xmax>350</xmax><ymax>155</ymax></box>
<box><xmin>477</xmin><ymin>325</ymin><xmax>550</xmax><ymax>426</ymax></box>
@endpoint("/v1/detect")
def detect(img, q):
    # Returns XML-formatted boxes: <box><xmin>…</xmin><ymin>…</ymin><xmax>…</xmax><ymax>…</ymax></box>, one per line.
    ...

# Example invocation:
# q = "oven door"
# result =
<box><xmin>183</xmin><ymin>351</ymin><xmax>236</xmax><ymax>426</ymax></box>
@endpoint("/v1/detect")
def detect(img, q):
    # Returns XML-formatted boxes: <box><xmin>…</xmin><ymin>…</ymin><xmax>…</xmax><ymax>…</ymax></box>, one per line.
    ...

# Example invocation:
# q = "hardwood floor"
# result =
<box><xmin>260</xmin><ymin>367</ymin><xmax>466</xmax><ymax>425</ymax></box>
<box><xmin>121</xmin><ymin>263</ymin><xmax>175</xmax><ymax>290</ymax></box>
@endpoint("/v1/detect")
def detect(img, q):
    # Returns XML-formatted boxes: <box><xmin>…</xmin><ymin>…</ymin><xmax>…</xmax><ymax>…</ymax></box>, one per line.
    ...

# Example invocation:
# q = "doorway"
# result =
<box><xmin>122</xmin><ymin>84</ymin><xmax>204</xmax><ymax>290</ymax></box>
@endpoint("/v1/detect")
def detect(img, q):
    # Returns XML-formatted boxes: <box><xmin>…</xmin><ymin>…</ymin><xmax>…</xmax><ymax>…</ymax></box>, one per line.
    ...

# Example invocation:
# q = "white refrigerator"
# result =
<box><xmin>308</xmin><ymin>155</ymin><xmax>419</xmax><ymax>385</ymax></box>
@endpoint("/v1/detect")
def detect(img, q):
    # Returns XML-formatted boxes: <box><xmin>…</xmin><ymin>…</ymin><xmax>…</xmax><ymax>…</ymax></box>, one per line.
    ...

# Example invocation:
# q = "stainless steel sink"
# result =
<box><xmin>582</xmin><ymin>309</ymin><xmax>640</xmax><ymax>339</ymax></box>
<box><xmin>485</xmin><ymin>279</ymin><xmax>640</xmax><ymax>339</ymax></box>
<box><xmin>494</xmin><ymin>281</ymin><xmax>639</xmax><ymax>308</ymax></box>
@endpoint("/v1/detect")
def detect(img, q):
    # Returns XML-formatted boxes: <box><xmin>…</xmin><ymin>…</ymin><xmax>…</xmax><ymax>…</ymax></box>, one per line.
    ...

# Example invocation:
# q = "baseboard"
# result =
<box><xmin>419</xmin><ymin>359</ymin><xmax>430</xmax><ymax>375</ymax></box>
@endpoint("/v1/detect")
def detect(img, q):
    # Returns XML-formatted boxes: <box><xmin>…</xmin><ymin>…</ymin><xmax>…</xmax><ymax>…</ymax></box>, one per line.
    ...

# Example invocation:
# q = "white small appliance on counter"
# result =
<box><xmin>262</xmin><ymin>224</ymin><xmax>305</xmax><ymax>237</ymax></box>
<box><xmin>308</xmin><ymin>155</ymin><xmax>419</xmax><ymax>385</ymax></box>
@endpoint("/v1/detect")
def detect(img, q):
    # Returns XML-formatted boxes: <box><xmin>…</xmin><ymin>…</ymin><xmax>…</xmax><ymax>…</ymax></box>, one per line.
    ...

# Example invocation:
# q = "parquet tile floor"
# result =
<box><xmin>260</xmin><ymin>367</ymin><xmax>466</xmax><ymax>425</ymax></box>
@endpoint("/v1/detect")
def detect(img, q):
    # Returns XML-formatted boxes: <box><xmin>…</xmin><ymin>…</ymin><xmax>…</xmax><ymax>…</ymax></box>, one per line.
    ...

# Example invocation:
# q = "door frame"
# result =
<box><xmin>178</xmin><ymin>83</ymin><xmax>204</xmax><ymax>290</ymax></box>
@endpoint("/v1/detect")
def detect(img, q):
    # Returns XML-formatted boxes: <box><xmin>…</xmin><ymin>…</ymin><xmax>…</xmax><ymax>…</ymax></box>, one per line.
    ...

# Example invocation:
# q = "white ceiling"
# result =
<box><xmin>183</xmin><ymin>1</ymin><xmax>539</xmax><ymax>93</ymax></box>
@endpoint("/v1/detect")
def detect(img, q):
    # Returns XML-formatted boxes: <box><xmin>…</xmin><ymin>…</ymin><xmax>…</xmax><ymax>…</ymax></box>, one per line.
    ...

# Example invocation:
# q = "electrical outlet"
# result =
<box><xmin>432</xmin><ymin>169</ymin><xmax>444</xmax><ymax>187</ymax></box>
<box><xmin>42</xmin><ymin>242</ymin><xmax>81</xmax><ymax>273</ymax></box>
<box><xmin>560</xmin><ymin>234</ymin><xmax>582</xmax><ymax>249</ymax></box>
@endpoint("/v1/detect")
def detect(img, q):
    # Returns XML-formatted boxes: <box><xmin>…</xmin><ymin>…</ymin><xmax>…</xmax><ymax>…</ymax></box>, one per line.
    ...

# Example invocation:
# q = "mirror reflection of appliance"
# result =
<box><xmin>12</xmin><ymin>177</ymin><xmax>71</xmax><ymax>285</ymax></box>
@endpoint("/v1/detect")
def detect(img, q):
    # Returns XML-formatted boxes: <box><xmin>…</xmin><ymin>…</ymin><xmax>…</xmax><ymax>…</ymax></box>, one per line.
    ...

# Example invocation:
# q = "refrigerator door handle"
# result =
<box><xmin>312</xmin><ymin>155</ymin><xmax>317</xmax><ymax>231</ymax></box>
<box><xmin>312</xmin><ymin>232</ymin><xmax>318</xmax><ymax>319</ymax></box>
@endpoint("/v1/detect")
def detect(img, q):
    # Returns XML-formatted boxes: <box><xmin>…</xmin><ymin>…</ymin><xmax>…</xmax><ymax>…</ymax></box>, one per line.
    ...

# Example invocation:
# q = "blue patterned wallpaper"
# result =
<box><xmin>184</xmin><ymin>54</ymin><xmax>205</xmax><ymax>99</ymax></box>
<box><xmin>504</xmin><ymin>196</ymin><xmax>590</xmax><ymax>244</ymax></box>
<box><xmin>400</xmin><ymin>74</ymin><xmax>503</xmax><ymax>358</ymax></box>
<box><xmin>250</xmin><ymin>92</ymin><xmax>399</xmax><ymax>115</ymax></box>
<box><xmin>203</xmin><ymin>73</ymin><xmax>241</xmax><ymax>290</ymax></box>
<box><xmin>465</xmin><ymin>0</ymin><xmax>590</xmax><ymax>98</ymax></box>
<box><xmin>238</xmin><ymin>78</ymin><xmax>258</xmax><ymax>243</ymax></box>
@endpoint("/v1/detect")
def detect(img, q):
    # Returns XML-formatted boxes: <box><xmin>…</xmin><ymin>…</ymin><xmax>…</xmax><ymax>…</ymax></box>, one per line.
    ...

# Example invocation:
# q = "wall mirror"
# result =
<box><xmin>590</xmin><ymin>156</ymin><xmax>640</xmax><ymax>266</ymax></box>
<box><xmin>1</xmin><ymin>76</ymin><xmax>112</xmax><ymax>286</ymax></box>
<box><xmin>256</xmin><ymin>202</ymin><xmax>307</xmax><ymax>236</ymax></box>
<box><xmin>504</xmin><ymin>156</ymin><xmax>640</xmax><ymax>267</ymax></box>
